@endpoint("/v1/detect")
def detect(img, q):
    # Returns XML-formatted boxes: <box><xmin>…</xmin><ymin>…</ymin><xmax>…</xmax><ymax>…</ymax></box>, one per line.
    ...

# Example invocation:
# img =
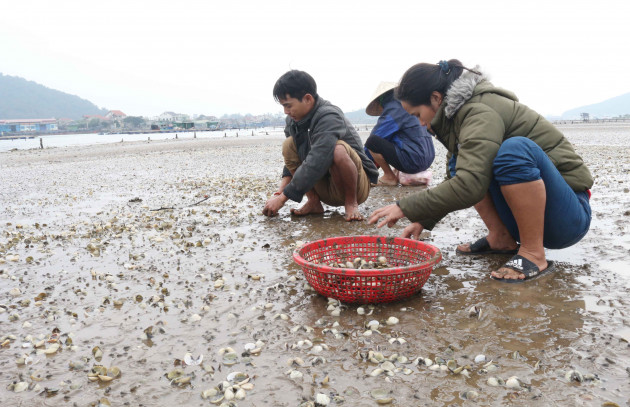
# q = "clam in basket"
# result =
<box><xmin>293</xmin><ymin>235</ymin><xmax>442</xmax><ymax>304</ymax></box>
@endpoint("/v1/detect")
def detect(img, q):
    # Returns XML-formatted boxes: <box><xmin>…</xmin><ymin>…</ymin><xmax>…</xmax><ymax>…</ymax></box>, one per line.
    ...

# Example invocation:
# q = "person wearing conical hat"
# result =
<box><xmin>364</xmin><ymin>81</ymin><xmax>435</xmax><ymax>186</ymax></box>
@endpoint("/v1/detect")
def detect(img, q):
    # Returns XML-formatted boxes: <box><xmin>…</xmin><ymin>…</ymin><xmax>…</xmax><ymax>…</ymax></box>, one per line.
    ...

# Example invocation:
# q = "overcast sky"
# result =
<box><xmin>1</xmin><ymin>0</ymin><xmax>629</xmax><ymax>118</ymax></box>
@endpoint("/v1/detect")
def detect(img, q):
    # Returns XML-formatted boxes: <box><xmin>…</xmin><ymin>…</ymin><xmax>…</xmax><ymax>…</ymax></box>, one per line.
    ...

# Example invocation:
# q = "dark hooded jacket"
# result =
<box><xmin>282</xmin><ymin>97</ymin><xmax>379</xmax><ymax>202</ymax></box>
<box><xmin>398</xmin><ymin>69</ymin><xmax>593</xmax><ymax>230</ymax></box>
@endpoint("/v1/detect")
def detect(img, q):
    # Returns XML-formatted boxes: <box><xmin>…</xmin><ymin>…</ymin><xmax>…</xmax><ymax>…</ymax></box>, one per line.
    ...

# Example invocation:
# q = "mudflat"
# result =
<box><xmin>1</xmin><ymin>123</ymin><xmax>629</xmax><ymax>406</ymax></box>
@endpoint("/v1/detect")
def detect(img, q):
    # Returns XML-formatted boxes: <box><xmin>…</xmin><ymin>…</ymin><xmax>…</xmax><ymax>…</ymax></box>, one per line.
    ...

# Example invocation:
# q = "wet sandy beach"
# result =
<box><xmin>1</xmin><ymin>123</ymin><xmax>629</xmax><ymax>406</ymax></box>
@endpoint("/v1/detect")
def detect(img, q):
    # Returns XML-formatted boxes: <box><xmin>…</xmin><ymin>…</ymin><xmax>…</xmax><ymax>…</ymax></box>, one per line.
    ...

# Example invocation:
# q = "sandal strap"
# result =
<box><xmin>503</xmin><ymin>255</ymin><xmax>541</xmax><ymax>278</ymax></box>
<box><xmin>468</xmin><ymin>237</ymin><xmax>490</xmax><ymax>252</ymax></box>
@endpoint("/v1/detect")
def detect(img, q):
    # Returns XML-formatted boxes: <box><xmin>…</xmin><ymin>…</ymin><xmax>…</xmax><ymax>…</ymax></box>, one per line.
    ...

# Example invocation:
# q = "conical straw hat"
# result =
<box><xmin>365</xmin><ymin>81</ymin><xmax>398</xmax><ymax>116</ymax></box>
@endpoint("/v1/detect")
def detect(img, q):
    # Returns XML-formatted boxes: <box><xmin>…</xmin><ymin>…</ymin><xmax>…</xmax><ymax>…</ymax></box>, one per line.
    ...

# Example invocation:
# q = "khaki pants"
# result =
<box><xmin>282</xmin><ymin>137</ymin><xmax>370</xmax><ymax>206</ymax></box>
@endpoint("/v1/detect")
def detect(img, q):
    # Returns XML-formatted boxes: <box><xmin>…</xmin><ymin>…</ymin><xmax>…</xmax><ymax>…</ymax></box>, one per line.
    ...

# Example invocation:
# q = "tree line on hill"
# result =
<box><xmin>0</xmin><ymin>73</ymin><xmax>107</xmax><ymax>120</ymax></box>
<box><xmin>3</xmin><ymin>72</ymin><xmax>627</xmax><ymax>124</ymax></box>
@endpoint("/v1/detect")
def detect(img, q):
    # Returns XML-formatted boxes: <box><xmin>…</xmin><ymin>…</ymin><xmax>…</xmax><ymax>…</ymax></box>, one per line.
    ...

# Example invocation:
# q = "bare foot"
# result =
<box><xmin>376</xmin><ymin>176</ymin><xmax>398</xmax><ymax>186</ymax></box>
<box><xmin>290</xmin><ymin>200</ymin><xmax>325</xmax><ymax>216</ymax></box>
<box><xmin>490</xmin><ymin>263</ymin><xmax>550</xmax><ymax>280</ymax></box>
<box><xmin>456</xmin><ymin>241</ymin><xmax>518</xmax><ymax>253</ymax></box>
<box><xmin>344</xmin><ymin>203</ymin><xmax>364</xmax><ymax>222</ymax></box>
<box><xmin>490</xmin><ymin>252</ymin><xmax>548</xmax><ymax>280</ymax></box>
<box><xmin>456</xmin><ymin>234</ymin><xmax>517</xmax><ymax>253</ymax></box>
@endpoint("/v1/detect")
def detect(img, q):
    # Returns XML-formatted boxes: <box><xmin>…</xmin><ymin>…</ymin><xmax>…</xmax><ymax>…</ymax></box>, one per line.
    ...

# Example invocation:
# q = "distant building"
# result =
<box><xmin>83</xmin><ymin>114</ymin><xmax>108</xmax><ymax>121</ymax></box>
<box><xmin>0</xmin><ymin>118</ymin><xmax>58</xmax><ymax>133</ymax></box>
<box><xmin>193</xmin><ymin>120</ymin><xmax>220</xmax><ymax>129</ymax></box>
<box><xmin>173</xmin><ymin>121</ymin><xmax>195</xmax><ymax>129</ymax></box>
<box><xmin>106</xmin><ymin>110</ymin><xmax>127</xmax><ymax>120</ymax></box>
<box><xmin>157</xmin><ymin>111</ymin><xmax>189</xmax><ymax>122</ymax></box>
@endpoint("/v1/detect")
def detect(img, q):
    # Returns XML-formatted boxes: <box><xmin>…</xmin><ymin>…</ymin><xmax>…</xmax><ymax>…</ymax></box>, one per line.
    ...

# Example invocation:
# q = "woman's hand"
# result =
<box><xmin>368</xmin><ymin>204</ymin><xmax>405</xmax><ymax>228</ymax></box>
<box><xmin>401</xmin><ymin>222</ymin><xmax>424</xmax><ymax>240</ymax></box>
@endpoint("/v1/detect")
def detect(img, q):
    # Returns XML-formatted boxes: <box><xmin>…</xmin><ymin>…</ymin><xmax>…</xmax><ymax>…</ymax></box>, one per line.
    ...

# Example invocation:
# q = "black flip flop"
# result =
<box><xmin>491</xmin><ymin>254</ymin><xmax>556</xmax><ymax>283</ymax></box>
<box><xmin>456</xmin><ymin>236</ymin><xmax>519</xmax><ymax>255</ymax></box>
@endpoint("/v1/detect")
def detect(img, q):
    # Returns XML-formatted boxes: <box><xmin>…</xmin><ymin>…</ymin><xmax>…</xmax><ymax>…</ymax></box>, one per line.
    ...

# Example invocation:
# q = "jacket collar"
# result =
<box><xmin>443</xmin><ymin>66</ymin><xmax>485</xmax><ymax>119</ymax></box>
<box><xmin>431</xmin><ymin>105</ymin><xmax>451</xmax><ymax>146</ymax></box>
<box><xmin>295</xmin><ymin>96</ymin><xmax>323</xmax><ymax>127</ymax></box>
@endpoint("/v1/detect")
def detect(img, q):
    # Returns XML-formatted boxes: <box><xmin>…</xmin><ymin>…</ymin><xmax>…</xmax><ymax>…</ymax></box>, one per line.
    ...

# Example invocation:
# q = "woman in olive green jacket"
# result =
<box><xmin>369</xmin><ymin>59</ymin><xmax>592</xmax><ymax>283</ymax></box>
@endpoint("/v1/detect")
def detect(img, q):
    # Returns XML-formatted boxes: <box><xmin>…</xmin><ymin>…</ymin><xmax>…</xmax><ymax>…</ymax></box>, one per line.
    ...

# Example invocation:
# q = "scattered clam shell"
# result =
<box><xmin>385</xmin><ymin>316</ymin><xmax>399</xmax><ymax>325</ymax></box>
<box><xmin>367</xmin><ymin>320</ymin><xmax>380</xmax><ymax>330</ymax></box>
<box><xmin>468</xmin><ymin>305</ymin><xmax>481</xmax><ymax>318</ymax></box>
<box><xmin>487</xmin><ymin>377</ymin><xmax>505</xmax><ymax>387</ymax></box>
<box><xmin>97</xmin><ymin>366</ymin><xmax>121</xmax><ymax>382</ymax></box>
<box><xmin>371</xmin><ymin>388</ymin><xmax>393</xmax><ymax>404</ymax></box>
<box><xmin>287</xmin><ymin>357</ymin><xmax>305</xmax><ymax>367</ymax></box>
<box><xmin>460</xmin><ymin>390</ymin><xmax>478</xmax><ymax>400</ymax></box>
<box><xmin>369</xmin><ymin>368</ymin><xmax>385</xmax><ymax>377</ymax></box>
<box><xmin>234</xmin><ymin>387</ymin><xmax>246</xmax><ymax>400</ymax></box>
<box><xmin>201</xmin><ymin>388</ymin><xmax>219</xmax><ymax>399</ymax></box>
<box><xmin>16</xmin><ymin>355</ymin><xmax>33</xmax><ymax>365</ymax></box>
<box><xmin>172</xmin><ymin>375</ymin><xmax>191</xmax><ymax>385</ymax></box>
<box><xmin>314</xmin><ymin>393</ymin><xmax>330</xmax><ymax>406</ymax></box>
<box><xmin>565</xmin><ymin>369</ymin><xmax>584</xmax><ymax>383</ymax></box>
<box><xmin>474</xmin><ymin>354</ymin><xmax>486</xmax><ymax>363</ymax></box>
<box><xmin>44</xmin><ymin>343</ymin><xmax>60</xmax><ymax>355</ymax></box>
<box><xmin>92</xmin><ymin>346</ymin><xmax>103</xmax><ymax>361</ymax></box>
<box><xmin>222</xmin><ymin>351</ymin><xmax>239</xmax><ymax>365</ymax></box>
<box><xmin>166</xmin><ymin>368</ymin><xmax>184</xmax><ymax>380</ymax></box>
<box><xmin>241</xmin><ymin>382</ymin><xmax>254</xmax><ymax>390</ymax></box>
<box><xmin>226</xmin><ymin>371</ymin><xmax>249</xmax><ymax>383</ymax></box>
<box><xmin>12</xmin><ymin>381</ymin><xmax>29</xmax><ymax>392</ymax></box>
<box><xmin>505</xmin><ymin>376</ymin><xmax>521</xmax><ymax>389</ymax></box>
<box><xmin>184</xmin><ymin>352</ymin><xmax>203</xmax><ymax>365</ymax></box>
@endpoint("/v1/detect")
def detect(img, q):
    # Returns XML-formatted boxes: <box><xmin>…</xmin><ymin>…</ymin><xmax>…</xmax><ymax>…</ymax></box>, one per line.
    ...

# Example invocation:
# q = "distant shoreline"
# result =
<box><xmin>551</xmin><ymin>118</ymin><xmax>630</xmax><ymax>125</ymax></box>
<box><xmin>2</xmin><ymin>118</ymin><xmax>629</xmax><ymax>141</ymax></box>
<box><xmin>0</xmin><ymin>127</ymin><xmax>258</xmax><ymax>140</ymax></box>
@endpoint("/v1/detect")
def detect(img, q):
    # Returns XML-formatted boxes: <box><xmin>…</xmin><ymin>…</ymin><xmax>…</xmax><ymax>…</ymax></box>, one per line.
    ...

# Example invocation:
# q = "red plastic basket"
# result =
<box><xmin>293</xmin><ymin>235</ymin><xmax>442</xmax><ymax>304</ymax></box>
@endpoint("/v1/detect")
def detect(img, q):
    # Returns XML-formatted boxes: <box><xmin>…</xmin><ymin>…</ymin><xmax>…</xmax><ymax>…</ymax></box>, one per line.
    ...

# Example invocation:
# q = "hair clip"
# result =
<box><xmin>438</xmin><ymin>60</ymin><xmax>451</xmax><ymax>75</ymax></box>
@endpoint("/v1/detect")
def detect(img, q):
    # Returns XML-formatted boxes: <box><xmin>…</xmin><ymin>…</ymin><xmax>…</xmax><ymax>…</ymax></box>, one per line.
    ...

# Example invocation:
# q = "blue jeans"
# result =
<box><xmin>489</xmin><ymin>137</ymin><xmax>591</xmax><ymax>249</ymax></box>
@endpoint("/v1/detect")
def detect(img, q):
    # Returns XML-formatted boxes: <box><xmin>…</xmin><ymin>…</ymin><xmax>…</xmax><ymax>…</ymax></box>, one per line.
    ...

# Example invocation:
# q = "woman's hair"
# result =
<box><xmin>395</xmin><ymin>59</ymin><xmax>479</xmax><ymax>106</ymax></box>
<box><xmin>273</xmin><ymin>70</ymin><xmax>318</xmax><ymax>102</ymax></box>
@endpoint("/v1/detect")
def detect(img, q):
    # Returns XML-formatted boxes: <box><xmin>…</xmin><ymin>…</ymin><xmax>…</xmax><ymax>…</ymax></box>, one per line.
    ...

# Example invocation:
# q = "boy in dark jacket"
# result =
<box><xmin>262</xmin><ymin>70</ymin><xmax>378</xmax><ymax>221</ymax></box>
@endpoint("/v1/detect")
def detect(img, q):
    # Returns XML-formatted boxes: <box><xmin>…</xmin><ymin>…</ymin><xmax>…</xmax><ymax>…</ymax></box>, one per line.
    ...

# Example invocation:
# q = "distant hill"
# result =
<box><xmin>344</xmin><ymin>108</ymin><xmax>378</xmax><ymax>125</ymax></box>
<box><xmin>562</xmin><ymin>92</ymin><xmax>630</xmax><ymax>119</ymax></box>
<box><xmin>0</xmin><ymin>73</ymin><xmax>107</xmax><ymax>120</ymax></box>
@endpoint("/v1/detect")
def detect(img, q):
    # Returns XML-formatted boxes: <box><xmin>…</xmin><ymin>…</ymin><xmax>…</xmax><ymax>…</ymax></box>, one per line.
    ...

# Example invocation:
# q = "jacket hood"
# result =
<box><xmin>444</xmin><ymin>67</ymin><xmax>518</xmax><ymax>119</ymax></box>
